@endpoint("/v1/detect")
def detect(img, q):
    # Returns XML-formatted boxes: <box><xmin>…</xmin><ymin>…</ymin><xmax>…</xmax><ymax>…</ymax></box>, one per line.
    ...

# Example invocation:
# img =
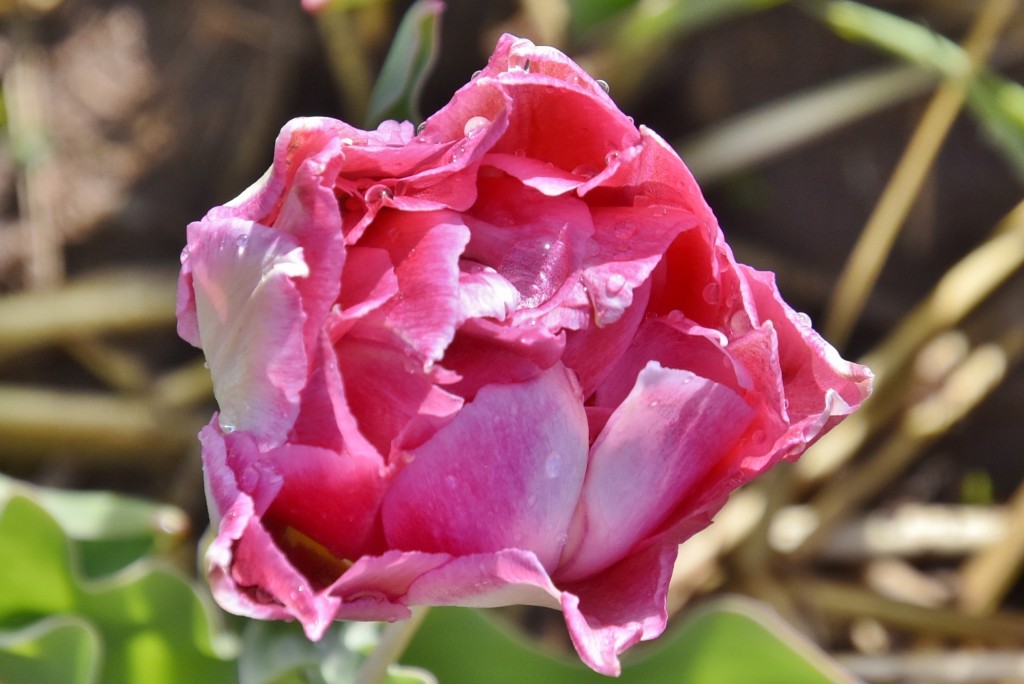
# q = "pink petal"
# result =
<box><xmin>357</xmin><ymin>210</ymin><xmax>471</xmax><ymax>366</ymax></box>
<box><xmin>464</xmin><ymin>174</ymin><xmax>593</xmax><ymax>311</ymax></box>
<box><xmin>200</xmin><ymin>424</ymin><xmax>341</xmax><ymax>636</ymax></box>
<box><xmin>581</xmin><ymin>205</ymin><xmax>696</xmax><ymax>327</ymax></box>
<box><xmin>560</xmin><ymin>541</ymin><xmax>678</xmax><ymax>676</ymax></box>
<box><xmin>329</xmin><ymin>548</ymin><xmax>562</xmax><ymax>618</ymax></box>
<box><xmin>187</xmin><ymin>218</ymin><xmax>309</xmax><ymax>446</ymax></box>
<box><xmin>335</xmin><ymin>336</ymin><xmax>463</xmax><ymax>459</ymax></box>
<box><xmin>383</xmin><ymin>364</ymin><xmax>588</xmax><ymax>571</ymax></box>
<box><xmin>557</xmin><ymin>361</ymin><xmax>755</xmax><ymax>581</ymax></box>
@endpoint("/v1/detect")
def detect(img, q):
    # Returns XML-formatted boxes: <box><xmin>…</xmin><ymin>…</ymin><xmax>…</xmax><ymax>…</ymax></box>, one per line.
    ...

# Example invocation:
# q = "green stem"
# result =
<box><xmin>354</xmin><ymin>607</ymin><xmax>431</xmax><ymax>684</ymax></box>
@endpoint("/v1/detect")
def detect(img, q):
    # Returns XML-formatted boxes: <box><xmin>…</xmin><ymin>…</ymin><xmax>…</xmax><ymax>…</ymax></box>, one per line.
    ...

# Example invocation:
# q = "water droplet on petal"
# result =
<box><xmin>463</xmin><ymin>116</ymin><xmax>490</xmax><ymax>138</ymax></box>
<box><xmin>239</xmin><ymin>465</ymin><xmax>259</xmax><ymax>491</ymax></box>
<box><xmin>605</xmin><ymin>150</ymin><xmax>620</xmax><ymax>166</ymax></box>
<box><xmin>614</xmin><ymin>221</ymin><xmax>637</xmax><ymax>240</ymax></box>
<box><xmin>649</xmin><ymin>400</ymin><xmax>660</xmax><ymax>408</ymax></box>
<box><xmin>596</xmin><ymin>79</ymin><xmax>610</xmax><ymax>93</ymax></box>
<box><xmin>796</xmin><ymin>312</ymin><xmax>813</xmax><ymax>327</ymax></box>
<box><xmin>606</xmin><ymin>273</ymin><xmax>626</xmax><ymax>296</ymax></box>
<box><xmin>219</xmin><ymin>419</ymin><xmax>236</xmax><ymax>434</ymax></box>
<box><xmin>702</xmin><ymin>282</ymin><xmax>721</xmax><ymax>305</ymax></box>
<box><xmin>449</xmin><ymin>145</ymin><xmax>467</xmax><ymax>163</ymax></box>
<box><xmin>471</xmin><ymin>69</ymin><xmax>482</xmax><ymax>79</ymax></box>
<box><xmin>416</xmin><ymin>121</ymin><xmax>427</xmax><ymax>134</ymax></box>
<box><xmin>571</xmin><ymin>164</ymin><xmax>598</xmax><ymax>179</ymax></box>
<box><xmin>730</xmin><ymin>310</ymin><xmax>749</xmax><ymax>334</ymax></box>
<box><xmin>545</xmin><ymin>453</ymin><xmax>562</xmax><ymax>479</ymax></box>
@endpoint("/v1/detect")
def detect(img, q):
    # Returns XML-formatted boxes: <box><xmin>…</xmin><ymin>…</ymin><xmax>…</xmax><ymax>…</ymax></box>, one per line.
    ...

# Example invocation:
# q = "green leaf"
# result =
<box><xmin>0</xmin><ymin>473</ymin><xmax>189</xmax><ymax>577</ymax></box>
<box><xmin>365</xmin><ymin>0</ymin><xmax>444</xmax><ymax>127</ymax></box>
<box><xmin>816</xmin><ymin>0</ymin><xmax>1024</xmax><ymax>179</ymax></box>
<box><xmin>0</xmin><ymin>617</ymin><xmax>101</xmax><ymax>684</ymax></box>
<box><xmin>401</xmin><ymin>598</ymin><xmax>854</xmax><ymax>683</ymax></box>
<box><xmin>0</xmin><ymin>493</ymin><xmax>237</xmax><ymax>684</ymax></box>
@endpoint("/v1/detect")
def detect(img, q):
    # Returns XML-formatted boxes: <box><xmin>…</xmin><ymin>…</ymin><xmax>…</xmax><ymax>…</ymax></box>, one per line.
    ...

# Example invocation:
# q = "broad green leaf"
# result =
<box><xmin>0</xmin><ymin>493</ymin><xmax>237</xmax><ymax>684</ymax></box>
<box><xmin>365</xmin><ymin>0</ymin><xmax>444</xmax><ymax>127</ymax></box>
<box><xmin>402</xmin><ymin>598</ymin><xmax>854</xmax><ymax>683</ymax></box>
<box><xmin>816</xmin><ymin>0</ymin><xmax>1024</xmax><ymax>179</ymax></box>
<box><xmin>0</xmin><ymin>473</ymin><xmax>189</xmax><ymax>577</ymax></box>
<box><xmin>0</xmin><ymin>617</ymin><xmax>100</xmax><ymax>684</ymax></box>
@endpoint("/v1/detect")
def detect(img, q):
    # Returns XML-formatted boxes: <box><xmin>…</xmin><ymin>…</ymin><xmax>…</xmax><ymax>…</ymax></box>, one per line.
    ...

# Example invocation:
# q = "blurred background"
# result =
<box><xmin>1</xmin><ymin>0</ymin><xmax>1023</xmax><ymax>682</ymax></box>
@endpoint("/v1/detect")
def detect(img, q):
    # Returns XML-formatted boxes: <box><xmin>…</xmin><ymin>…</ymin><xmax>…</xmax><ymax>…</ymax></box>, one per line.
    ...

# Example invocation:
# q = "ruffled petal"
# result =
<box><xmin>187</xmin><ymin>218</ymin><xmax>308</xmax><ymax>446</ymax></box>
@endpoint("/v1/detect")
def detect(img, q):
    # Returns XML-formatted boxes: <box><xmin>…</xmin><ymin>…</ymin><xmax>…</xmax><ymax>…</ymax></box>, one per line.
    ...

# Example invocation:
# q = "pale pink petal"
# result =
<box><xmin>383</xmin><ymin>364</ymin><xmax>588</xmax><ymax>571</ymax></box>
<box><xmin>557</xmin><ymin>361</ymin><xmax>755</xmax><ymax>581</ymax></box>
<box><xmin>187</xmin><ymin>218</ymin><xmax>308</xmax><ymax>446</ymax></box>
<box><xmin>457</xmin><ymin>260</ymin><xmax>521</xmax><ymax>322</ymax></box>
<box><xmin>481</xmin><ymin>152</ymin><xmax>586</xmax><ymax>196</ymax></box>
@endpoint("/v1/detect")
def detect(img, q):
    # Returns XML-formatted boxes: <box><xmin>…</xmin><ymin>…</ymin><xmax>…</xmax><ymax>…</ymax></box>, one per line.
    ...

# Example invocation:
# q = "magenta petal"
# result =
<box><xmin>561</xmin><ymin>541</ymin><xmax>678</xmax><ymax>676</ymax></box>
<box><xmin>557</xmin><ymin>361</ymin><xmax>755</xmax><ymax>581</ymax></box>
<box><xmin>383</xmin><ymin>364</ymin><xmax>588</xmax><ymax>571</ymax></box>
<box><xmin>187</xmin><ymin>218</ymin><xmax>308</xmax><ymax>446</ymax></box>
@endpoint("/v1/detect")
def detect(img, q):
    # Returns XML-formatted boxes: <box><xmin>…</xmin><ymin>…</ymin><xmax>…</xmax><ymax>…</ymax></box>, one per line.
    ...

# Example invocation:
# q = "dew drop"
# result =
<box><xmin>702</xmin><ymin>282</ymin><xmax>721</xmax><ymax>305</ymax></box>
<box><xmin>471</xmin><ymin>69</ymin><xmax>482</xmax><ymax>79</ymax></box>
<box><xmin>239</xmin><ymin>465</ymin><xmax>259</xmax><ymax>491</ymax></box>
<box><xmin>463</xmin><ymin>116</ymin><xmax>490</xmax><ymax>138</ymax></box>
<box><xmin>614</xmin><ymin>221</ymin><xmax>637</xmax><ymax>239</ymax></box>
<box><xmin>339</xmin><ymin>137</ymin><xmax>354</xmax><ymax>146</ymax></box>
<box><xmin>649</xmin><ymin>400</ymin><xmax>660</xmax><ymax>408</ymax></box>
<box><xmin>730</xmin><ymin>310</ymin><xmax>749</xmax><ymax>334</ymax></box>
<box><xmin>596</xmin><ymin>79</ymin><xmax>610</xmax><ymax>94</ymax></box>
<box><xmin>571</xmin><ymin>164</ymin><xmax>598</xmax><ymax>179</ymax></box>
<box><xmin>545</xmin><ymin>453</ymin><xmax>562</xmax><ymax>479</ymax></box>
<box><xmin>606</xmin><ymin>273</ymin><xmax>626</xmax><ymax>296</ymax></box>
<box><xmin>219</xmin><ymin>419</ymin><xmax>236</xmax><ymax>434</ymax></box>
<box><xmin>202</xmin><ymin>360</ymin><xmax>209</xmax><ymax>369</ymax></box>
<box><xmin>449</xmin><ymin>145</ymin><xmax>467</xmax><ymax>163</ymax></box>
<box><xmin>605</xmin><ymin>150</ymin><xmax>620</xmax><ymax>166</ymax></box>
<box><xmin>796</xmin><ymin>312</ymin><xmax>813</xmax><ymax>327</ymax></box>
<box><xmin>416</xmin><ymin>121</ymin><xmax>427</xmax><ymax>134</ymax></box>
<box><xmin>542</xmin><ymin>242</ymin><xmax>551</xmax><ymax>251</ymax></box>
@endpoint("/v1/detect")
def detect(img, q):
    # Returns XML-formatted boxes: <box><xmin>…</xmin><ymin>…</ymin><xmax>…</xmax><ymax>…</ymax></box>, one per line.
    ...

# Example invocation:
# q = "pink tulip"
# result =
<box><xmin>177</xmin><ymin>34</ymin><xmax>871</xmax><ymax>675</ymax></box>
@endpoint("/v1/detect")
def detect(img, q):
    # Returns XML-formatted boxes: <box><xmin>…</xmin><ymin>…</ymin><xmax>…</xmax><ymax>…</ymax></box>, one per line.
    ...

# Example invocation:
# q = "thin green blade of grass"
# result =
<box><xmin>677</xmin><ymin>63</ymin><xmax>936</xmax><ymax>183</ymax></box>
<box><xmin>814</xmin><ymin>0</ymin><xmax>1024</xmax><ymax>180</ymax></box>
